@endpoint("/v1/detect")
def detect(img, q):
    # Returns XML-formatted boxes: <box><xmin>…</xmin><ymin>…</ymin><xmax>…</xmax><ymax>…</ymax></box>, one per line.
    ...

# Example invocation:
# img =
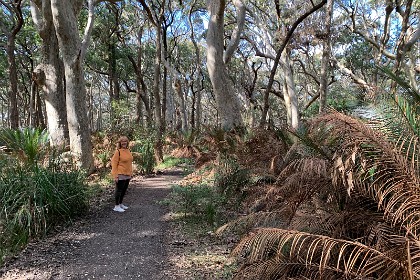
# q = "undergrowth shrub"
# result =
<box><xmin>156</xmin><ymin>156</ymin><xmax>194</xmax><ymax>171</ymax></box>
<box><xmin>131</xmin><ymin>138</ymin><xmax>156</xmax><ymax>174</ymax></box>
<box><xmin>164</xmin><ymin>184</ymin><xmax>224</xmax><ymax>226</ymax></box>
<box><xmin>214</xmin><ymin>156</ymin><xmax>250</xmax><ymax>209</ymax></box>
<box><xmin>0</xmin><ymin>160</ymin><xmax>88</xmax><ymax>265</ymax></box>
<box><xmin>97</xmin><ymin>150</ymin><xmax>111</xmax><ymax>167</ymax></box>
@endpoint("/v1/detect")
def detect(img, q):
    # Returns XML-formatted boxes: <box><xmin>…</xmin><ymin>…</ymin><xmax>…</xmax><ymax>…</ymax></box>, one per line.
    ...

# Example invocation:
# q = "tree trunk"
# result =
<box><xmin>153</xmin><ymin>19</ymin><xmax>164</xmax><ymax>162</ymax></box>
<box><xmin>6</xmin><ymin>35</ymin><xmax>20</xmax><ymax>129</ymax></box>
<box><xmin>206</xmin><ymin>0</ymin><xmax>244</xmax><ymax>131</ymax></box>
<box><xmin>29</xmin><ymin>80</ymin><xmax>36</xmax><ymax>127</ymax></box>
<box><xmin>188</xmin><ymin>2</ymin><xmax>203</xmax><ymax>132</ymax></box>
<box><xmin>281</xmin><ymin>53</ymin><xmax>300</xmax><ymax>128</ymax></box>
<box><xmin>318</xmin><ymin>0</ymin><xmax>334</xmax><ymax>113</ymax></box>
<box><xmin>4</xmin><ymin>0</ymin><xmax>24</xmax><ymax>129</ymax></box>
<box><xmin>130</xmin><ymin>28</ymin><xmax>151</xmax><ymax>127</ymax></box>
<box><xmin>109</xmin><ymin>42</ymin><xmax>120</xmax><ymax>101</ymax></box>
<box><xmin>50</xmin><ymin>0</ymin><xmax>93</xmax><ymax>171</ymax></box>
<box><xmin>173</xmin><ymin>79</ymin><xmax>188</xmax><ymax>131</ymax></box>
<box><xmin>30</xmin><ymin>0</ymin><xmax>68</xmax><ymax>146</ymax></box>
<box><xmin>259</xmin><ymin>0</ymin><xmax>327</xmax><ymax>127</ymax></box>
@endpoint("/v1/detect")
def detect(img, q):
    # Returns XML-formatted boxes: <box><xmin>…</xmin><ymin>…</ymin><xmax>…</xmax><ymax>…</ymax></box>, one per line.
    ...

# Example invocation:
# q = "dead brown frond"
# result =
<box><xmin>234</xmin><ymin>259</ymin><xmax>375</xmax><ymax>280</ymax></box>
<box><xmin>232</xmin><ymin>228</ymin><xmax>410</xmax><ymax>279</ymax></box>
<box><xmin>237</xmin><ymin>128</ymin><xmax>288</xmax><ymax>171</ymax></box>
<box><xmin>170</xmin><ymin>146</ymin><xmax>198</xmax><ymax>158</ymax></box>
<box><xmin>220</xmin><ymin>111</ymin><xmax>420</xmax><ymax>279</ymax></box>
<box><xmin>316</xmin><ymin>111</ymin><xmax>420</xmax><ymax>237</ymax></box>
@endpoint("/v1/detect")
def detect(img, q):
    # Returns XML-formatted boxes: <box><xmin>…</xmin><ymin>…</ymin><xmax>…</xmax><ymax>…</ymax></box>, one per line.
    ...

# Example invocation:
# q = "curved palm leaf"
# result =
<box><xmin>232</xmin><ymin>228</ymin><xmax>411</xmax><ymax>279</ymax></box>
<box><xmin>314</xmin><ymin>111</ymin><xmax>420</xmax><ymax>238</ymax></box>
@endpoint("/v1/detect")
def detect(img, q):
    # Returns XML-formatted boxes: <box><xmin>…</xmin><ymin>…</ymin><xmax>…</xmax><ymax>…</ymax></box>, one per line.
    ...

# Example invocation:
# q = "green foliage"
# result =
<box><xmin>378</xmin><ymin>67</ymin><xmax>420</xmax><ymax>122</ymax></box>
<box><xmin>374</xmin><ymin>67</ymin><xmax>420</xmax><ymax>162</ymax></box>
<box><xmin>164</xmin><ymin>184</ymin><xmax>224</xmax><ymax>225</ymax></box>
<box><xmin>131</xmin><ymin>137</ymin><xmax>156</xmax><ymax>174</ymax></box>
<box><xmin>0</xmin><ymin>159</ymin><xmax>89</xmax><ymax>266</ymax></box>
<box><xmin>97</xmin><ymin>150</ymin><xmax>111</xmax><ymax>167</ymax></box>
<box><xmin>0</xmin><ymin>127</ymin><xmax>49</xmax><ymax>166</ymax></box>
<box><xmin>0</xmin><ymin>128</ymin><xmax>89</xmax><ymax>266</ymax></box>
<box><xmin>110</xmin><ymin>99</ymin><xmax>136</xmax><ymax>136</ymax></box>
<box><xmin>214</xmin><ymin>156</ymin><xmax>250</xmax><ymax>209</ymax></box>
<box><xmin>202</xmin><ymin>127</ymin><xmax>240</xmax><ymax>155</ymax></box>
<box><xmin>156</xmin><ymin>156</ymin><xmax>193</xmax><ymax>170</ymax></box>
<box><xmin>302</xmin><ymin>89</ymin><xmax>362</xmax><ymax>118</ymax></box>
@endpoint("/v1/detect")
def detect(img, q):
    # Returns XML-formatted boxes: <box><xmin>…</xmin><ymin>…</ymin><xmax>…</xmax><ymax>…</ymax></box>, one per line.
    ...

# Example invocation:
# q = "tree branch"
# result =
<box><xmin>260</xmin><ymin>0</ymin><xmax>327</xmax><ymax>126</ymax></box>
<box><xmin>223</xmin><ymin>0</ymin><xmax>246</xmax><ymax>64</ymax></box>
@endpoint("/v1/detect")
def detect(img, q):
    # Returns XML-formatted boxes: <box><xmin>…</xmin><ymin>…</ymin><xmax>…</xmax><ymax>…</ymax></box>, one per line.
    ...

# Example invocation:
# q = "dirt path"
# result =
<box><xmin>0</xmin><ymin>169</ymin><xmax>185</xmax><ymax>280</ymax></box>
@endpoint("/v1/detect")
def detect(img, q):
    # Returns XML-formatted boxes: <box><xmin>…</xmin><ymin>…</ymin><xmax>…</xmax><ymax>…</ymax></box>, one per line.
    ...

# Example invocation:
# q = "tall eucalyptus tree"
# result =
<box><xmin>187</xmin><ymin>0</ymin><xmax>205</xmax><ymax>132</ymax></box>
<box><xmin>206</xmin><ymin>0</ymin><xmax>245</xmax><ymax>131</ymax></box>
<box><xmin>0</xmin><ymin>0</ymin><xmax>23</xmax><ymax>128</ymax></box>
<box><xmin>257</xmin><ymin>0</ymin><xmax>327</xmax><ymax>128</ymax></box>
<box><xmin>136</xmin><ymin>0</ymin><xmax>166</xmax><ymax>162</ymax></box>
<box><xmin>318</xmin><ymin>0</ymin><xmax>334</xmax><ymax>113</ymax></box>
<box><xmin>49</xmin><ymin>0</ymin><xmax>95</xmax><ymax>170</ymax></box>
<box><xmin>30</xmin><ymin>0</ymin><xmax>68</xmax><ymax>146</ymax></box>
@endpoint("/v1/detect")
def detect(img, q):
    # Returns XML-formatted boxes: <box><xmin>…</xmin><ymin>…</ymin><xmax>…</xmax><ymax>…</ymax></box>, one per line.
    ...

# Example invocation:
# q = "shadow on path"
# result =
<box><xmin>0</xmin><ymin>169</ymin><xmax>185</xmax><ymax>280</ymax></box>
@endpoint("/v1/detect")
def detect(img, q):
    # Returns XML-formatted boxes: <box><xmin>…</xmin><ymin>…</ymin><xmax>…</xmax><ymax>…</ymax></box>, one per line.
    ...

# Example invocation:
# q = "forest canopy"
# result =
<box><xmin>0</xmin><ymin>1</ymin><xmax>417</xmax><ymax>146</ymax></box>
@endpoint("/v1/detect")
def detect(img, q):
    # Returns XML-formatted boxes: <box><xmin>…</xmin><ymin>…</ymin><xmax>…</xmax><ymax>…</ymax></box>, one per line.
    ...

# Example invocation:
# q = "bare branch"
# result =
<box><xmin>223</xmin><ymin>0</ymin><xmax>246</xmax><ymax>64</ymax></box>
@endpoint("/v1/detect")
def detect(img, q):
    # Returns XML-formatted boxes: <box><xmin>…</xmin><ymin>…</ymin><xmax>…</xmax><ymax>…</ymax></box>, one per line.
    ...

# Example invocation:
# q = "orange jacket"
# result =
<box><xmin>111</xmin><ymin>148</ymin><xmax>133</xmax><ymax>178</ymax></box>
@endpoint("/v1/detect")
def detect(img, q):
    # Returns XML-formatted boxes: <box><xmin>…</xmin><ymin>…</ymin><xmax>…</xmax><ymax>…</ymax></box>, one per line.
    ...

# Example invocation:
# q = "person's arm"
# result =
<box><xmin>110</xmin><ymin>149</ymin><xmax>120</xmax><ymax>181</ymax></box>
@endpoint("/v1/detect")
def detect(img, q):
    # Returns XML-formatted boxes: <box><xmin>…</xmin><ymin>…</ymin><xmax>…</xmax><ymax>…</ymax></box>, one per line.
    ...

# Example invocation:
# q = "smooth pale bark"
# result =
<box><xmin>332</xmin><ymin>57</ymin><xmax>375</xmax><ymax>93</ymax></box>
<box><xmin>127</xmin><ymin>28</ymin><xmax>152</xmax><ymax>127</ymax></box>
<box><xmin>135</xmin><ymin>0</ymin><xmax>165</xmax><ymax>162</ymax></box>
<box><xmin>206</xmin><ymin>0</ymin><xmax>244</xmax><ymax>131</ymax></box>
<box><xmin>223</xmin><ymin>0</ymin><xmax>245</xmax><ymax>64</ymax></box>
<box><xmin>173</xmin><ymin>79</ymin><xmax>188</xmax><ymax>131</ymax></box>
<box><xmin>259</xmin><ymin>0</ymin><xmax>327</xmax><ymax>127</ymax></box>
<box><xmin>50</xmin><ymin>0</ymin><xmax>93</xmax><ymax>171</ymax></box>
<box><xmin>281</xmin><ymin>53</ymin><xmax>299</xmax><ymax>128</ymax></box>
<box><xmin>30</xmin><ymin>0</ymin><xmax>68</xmax><ymax>146</ymax></box>
<box><xmin>162</xmin><ymin>56</ymin><xmax>189</xmax><ymax>131</ymax></box>
<box><xmin>347</xmin><ymin>1</ymin><xmax>418</xmax><ymax>93</ymax></box>
<box><xmin>162</xmin><ymin>23</ymin><xmax>170</xmax><ymax>132</ymax></box>
<box><xmin>318</xmin><ymin>0</ymin><xmax>334</xmax><ymax>113</ymax></box>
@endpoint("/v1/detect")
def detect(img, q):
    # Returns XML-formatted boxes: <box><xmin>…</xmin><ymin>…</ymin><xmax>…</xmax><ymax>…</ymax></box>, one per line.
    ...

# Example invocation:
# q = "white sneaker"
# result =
<box><xmin>113</xmin><ymin>205</ymin><xmax>125</xmax><ymax>212</ymax></box>
<box><xmin>120</xmin><ymin>204</ymin><xmax>128</xmax><ymax>210</ymax></box>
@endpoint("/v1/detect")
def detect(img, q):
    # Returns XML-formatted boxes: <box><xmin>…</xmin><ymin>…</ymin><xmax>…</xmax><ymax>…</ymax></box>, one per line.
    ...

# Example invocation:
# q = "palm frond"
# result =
<box><xmin>377</xmin><ymin>66</ymin><xmax>420</xmax><ymax>103</ymax></box>
<box><xmin>234</xmin><ymin>259</ymin><xmax>376</xmax><ymax>280</ymax></box>
<box><xmin>374</xmin><ymin>66</ymin><xmax>420</xmax><ymax>166</ymax></box>
<box><xmin>288</xmin><ymin>123</ymin><xmax>332</xmax><ymax>160</ymax></box>
<box><xmin>232</xmin><ymin>228</ymin><xmax>410</xmax><ymax>279</ymax></box>
<box><xmin>314</xmin><ymin>111</ymin><xmax>420</xmax><ymax>237</ymax></box>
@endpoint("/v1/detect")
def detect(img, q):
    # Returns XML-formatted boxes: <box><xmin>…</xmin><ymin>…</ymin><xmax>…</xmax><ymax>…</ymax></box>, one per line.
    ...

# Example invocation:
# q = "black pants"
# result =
<box><xmin>115</xmin><ymin>179</ymin><xmax>130</xmax><ymax>205</ymax></box>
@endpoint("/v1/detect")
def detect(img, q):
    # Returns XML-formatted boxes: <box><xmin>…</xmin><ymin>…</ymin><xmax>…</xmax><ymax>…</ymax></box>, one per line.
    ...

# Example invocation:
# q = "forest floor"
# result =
<box><xmin>0</xmin><ymin>168</ymin><xmax>235</xmax><ymax>280</ymax></box>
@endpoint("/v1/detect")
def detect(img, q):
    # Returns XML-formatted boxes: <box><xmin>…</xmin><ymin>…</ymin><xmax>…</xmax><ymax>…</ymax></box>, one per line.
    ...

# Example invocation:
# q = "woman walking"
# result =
<box><xmin>111</xmin><ymin>136</ymin><xmax>133</xmax><ymax>212</ymax></box>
